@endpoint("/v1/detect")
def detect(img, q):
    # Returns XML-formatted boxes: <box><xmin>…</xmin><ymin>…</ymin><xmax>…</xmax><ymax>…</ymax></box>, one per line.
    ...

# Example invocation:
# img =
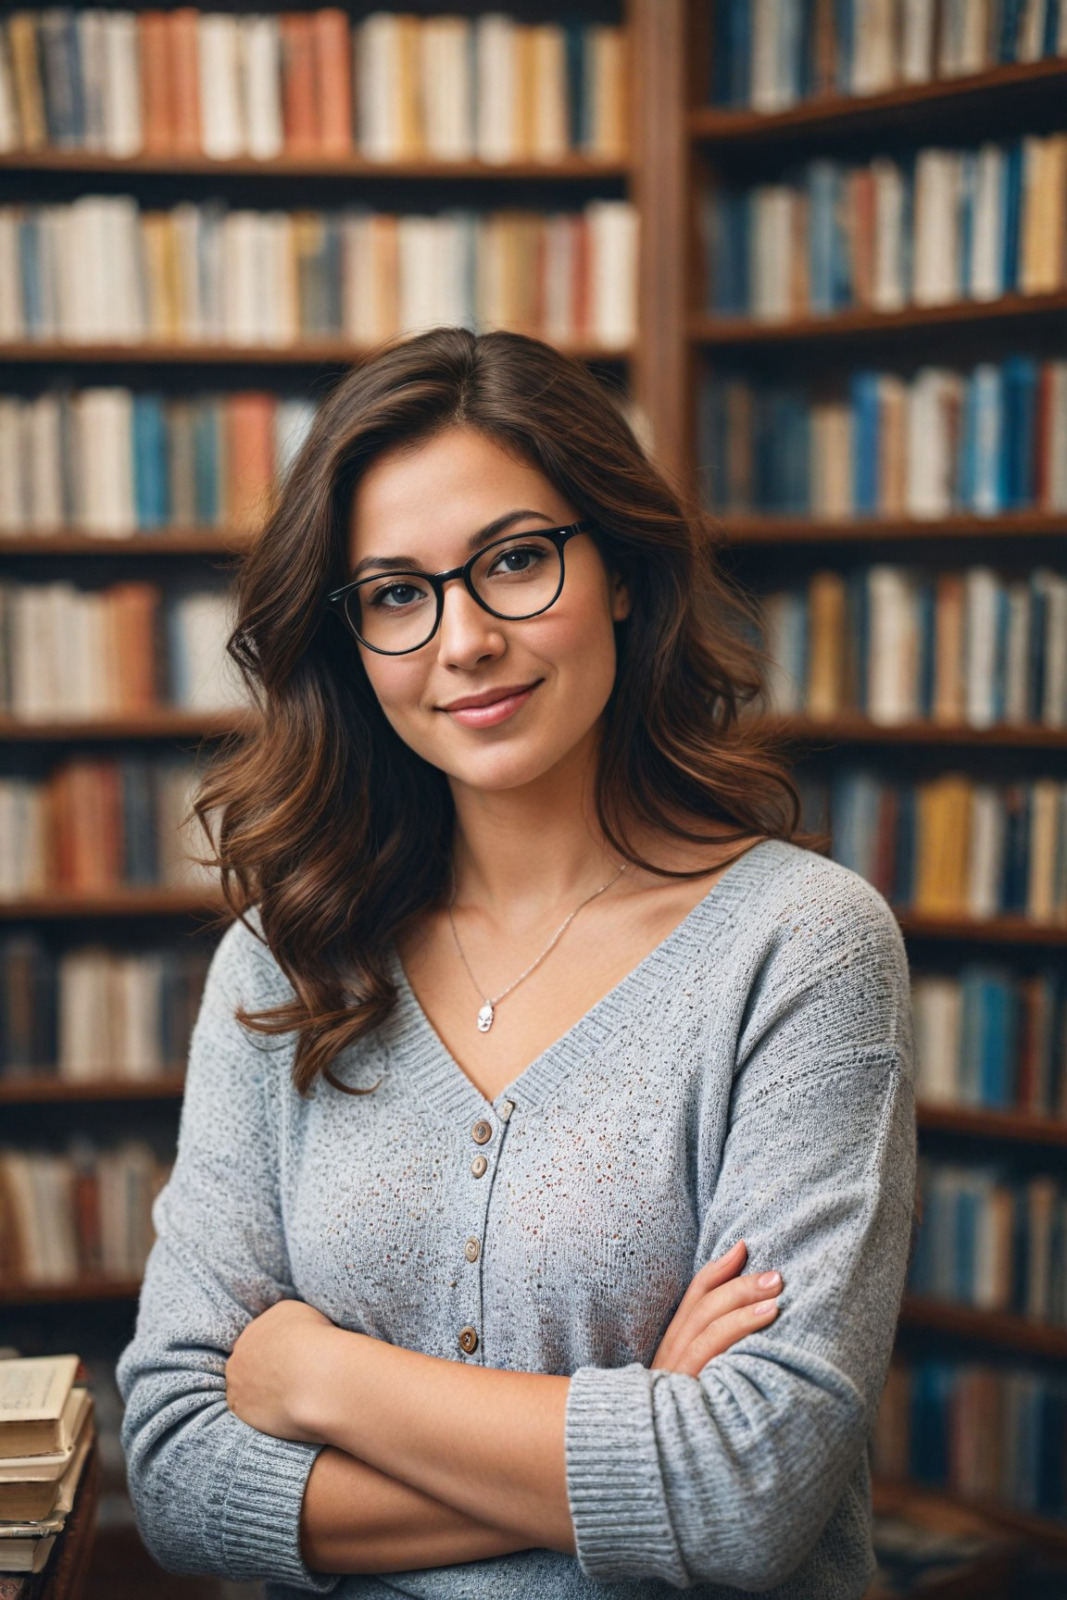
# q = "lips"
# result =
<box><xmin>440</xmin><ymin>681</ymin><xmax>542</xmax><ymax>729</ymax></box>
<box><xmin>441</xmin><ymin>681</ymin><xmax>541</xmax><ymax>712</ymax></box>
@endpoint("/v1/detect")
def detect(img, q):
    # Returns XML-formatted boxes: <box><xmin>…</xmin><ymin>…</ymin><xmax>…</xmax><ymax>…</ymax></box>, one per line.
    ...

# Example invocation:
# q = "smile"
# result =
<box><xmin>441</xmin><ymin>682</ymin><xmax>542</xmax><ymax>728</ymax></box>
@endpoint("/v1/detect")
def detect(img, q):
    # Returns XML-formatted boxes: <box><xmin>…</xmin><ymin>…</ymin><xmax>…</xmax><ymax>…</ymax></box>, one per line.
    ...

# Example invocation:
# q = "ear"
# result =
<box><xmin>610</xmin><ymin>569</ymin><xmax>632</xmax><ymax>623</ymax></box>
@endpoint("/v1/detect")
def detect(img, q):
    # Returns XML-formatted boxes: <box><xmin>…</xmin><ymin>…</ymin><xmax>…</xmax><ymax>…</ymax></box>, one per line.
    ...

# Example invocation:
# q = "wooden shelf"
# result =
<box><xmin>0</xmin><ymin>711</ymin><xmax>254</xmax><ymax>741</ymax></box>
<box><xmin>895</xmin><ymin>913</ymin><xmax>1067</xmax><ymax>945</ymax></box>
<box><xmin>0</xmin><ymin>150</ymin><xmax>632</xmax><ymax>180</ymax></box>
<box><xmin>0</xmin><ymin>339</ymin><xmax>632</xmax><ymax>366</ymax></box>
<box><xmin>709</xmin><ymin>510</ymin><xmax>1067</xmax><ymax>544</ymax></box>
<box><xmin>873</xmin><ymin>1479</ymin><xmax>1067</xmax><ymax>1558</ymax></box>
<box><xmin>0</xmin><ymin>889</ymin><xmax>226</xmax><ymax>920</ymax></box>
<box><xmin>688</xmin><ymin>58</ymin><xmax>1067</xmax><ymax>144</ymax></box>
<box><xmin>901</xmin><ymin>1296</ymin><xmax>1067</xmax><ymax>1360</ymax></box>
<box><xmin>0</xmin><ymin>1075</ymin><xmax>186</xmax><ymax>1105</ymax></box>
<box><xmin>0</xmin><ymin>529</ymin><xmax>256</xmax><ymax>555</ymax></box>
<box><xmin>0</xmin><ymin>1275</ymin><xmax>142</xmax><ymax>1305</ymax></box>
<box><xmin>690</xmin><ymin>290</ymin><xmax>1067</xmax><ymax>346</ymax></box>
<box><xmin>756</xmin><ymin>714</ymin><xmax>1067</xmax><ymax>749</ymax></box>
<box><xmin>917</xmin><ymin>1104</ymin><xmax>1067</xmax><ymax>1146</ymax></box>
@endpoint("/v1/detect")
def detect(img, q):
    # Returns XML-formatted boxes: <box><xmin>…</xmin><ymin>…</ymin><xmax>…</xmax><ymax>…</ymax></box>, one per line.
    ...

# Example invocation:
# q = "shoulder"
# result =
<box><xmin>202</xmin><ymin>906</ymin><xmax>295</xmax><ymax>1012</ymax></box>
<box><xmin>735</xmin><ymin>838</ymin><xmax>911</xmax><ymax>1024</ymax></box>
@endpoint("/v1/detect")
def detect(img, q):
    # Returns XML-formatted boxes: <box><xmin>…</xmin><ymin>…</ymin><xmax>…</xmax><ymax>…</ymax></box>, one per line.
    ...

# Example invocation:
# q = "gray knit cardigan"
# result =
<box><xmin>117</xmin><ymin>836</ymin><xmax>916</xmax><ymax>1598</ymax></box>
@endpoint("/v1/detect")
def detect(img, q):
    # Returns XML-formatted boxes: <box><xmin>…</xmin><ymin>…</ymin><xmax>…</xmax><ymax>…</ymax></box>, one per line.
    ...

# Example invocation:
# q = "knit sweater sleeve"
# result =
<box><xmin>115</xmin><ymin>916</ymin><xmax>339</xmax><ymax>1591</ymax></box>
<box><xmin>564</xmin><ymin>865</ymin><xmax>917</xmax><ymax>1592</ymax></box>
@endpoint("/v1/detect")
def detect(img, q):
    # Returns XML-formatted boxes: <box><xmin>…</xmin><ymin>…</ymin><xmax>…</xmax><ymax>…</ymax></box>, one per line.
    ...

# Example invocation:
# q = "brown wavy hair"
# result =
<box><xmin>194</xmin><ymin>325</ymin><xmax>821</xmax><ymax>1095</ymax></box>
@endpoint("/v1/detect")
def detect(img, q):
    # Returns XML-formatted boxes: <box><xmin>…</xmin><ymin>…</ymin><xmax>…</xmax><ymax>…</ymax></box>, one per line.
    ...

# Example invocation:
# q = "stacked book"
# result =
<box><xmin>0</xmin><ymin>1355</ymin><xmax>94</xmax><ymax>1581</ymax></box>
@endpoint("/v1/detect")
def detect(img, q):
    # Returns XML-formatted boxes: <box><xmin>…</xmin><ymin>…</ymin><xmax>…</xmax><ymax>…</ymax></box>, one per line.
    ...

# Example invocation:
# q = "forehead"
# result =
<box><xmin>348</xmin><ymin>428</ymin><xmax>566</xmax><ymax>555</ymax></box>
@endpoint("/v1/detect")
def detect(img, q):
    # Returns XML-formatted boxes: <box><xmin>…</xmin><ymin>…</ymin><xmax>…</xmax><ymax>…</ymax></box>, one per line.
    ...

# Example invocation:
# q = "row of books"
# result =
<box><xmin>710</xmin><ymin>0</ymin><xmax>1067</xmax><ymax>110</ymax></box>
<box><xmin>0</xmin><ymin>937</ymin><xmax>209</xmax><ymax>1082</ymax></box>
<box><xmin>0</xmin><ymin>757</ymin><xmax>214</xmax><ymax>898</ymax></box>
<box><xmin>704</xmin><ymin>136</ymin><xmax>1067</xmax><ymax>321</ymax></box>
<box><xmin>909</xmin><ymin>1158</ymin><xmax>1066</xmax><ymax>1324</ymax></box>
<box><xmin>0</xmin><ymin>10</ymin><xmax>628</xmax><ymax>164</ymax></box>
<box><xmin>0</xmin><ymin>581</ymin><xmax>243</xmax><ymax>720</ymax></box>
<box><xmin>700</xmin><ymin>358</ymin><xmax>1067</xmax><ymax>518</ymax></box>
<box><xmin>874</xmin><ymin>1359</ymin><xmax>1067</xmax><ymax>1524</ymax></box>
<box><xmin>0</xmin><ymin>1140</ymin><xmax>168</xmax><ymax>1285</ymax></box>
<box><xmin>0</xmin><ymin>1355</ymin><xmax>94</xmax><ymax>1579</ymax></box>
<box><xmin>797</xmin><ymin>769</ymin><xmax>1067</xmax><ymax>922</ymax></box>
<box><xmin>0</xmin><ymin>387</ymin><xmax>316</xmax><ymax>537</ymax></box>
<box><xmin>761</xmin><ymin>565</ymin><xmax>1067</xmax><ymax>728</ymax></box>
<box><xmin>0</xmin><ymin>197</ymin><xmax>639</xmax><ymax>350</ymax></box>
<box><xmin>913</xmin><ymin>964</ymin><xmax>1067</xmax><ymax>1116</ymax></box>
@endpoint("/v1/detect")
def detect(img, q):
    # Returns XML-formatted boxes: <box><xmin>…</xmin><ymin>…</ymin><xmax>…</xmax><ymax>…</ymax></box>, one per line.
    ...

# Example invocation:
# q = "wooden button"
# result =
<box><xmin>470</xmin><ymin>1155</ymin><xmax>488</xmax><ymax>1177</ymax></box>
<box><xmin>464</xmin><ymin>1237</ymin><xmax>480</xmax><ymax>1263</ymax></box>
<box><xmin>472</xmin><ymin>1120</ymin><xmax>493</xmax><ymax>1144</ymax></box>
<box><xmin>458</xmin><ymin>1325</ymin><xmax>479</xmax><ymax>1354</ymax></box>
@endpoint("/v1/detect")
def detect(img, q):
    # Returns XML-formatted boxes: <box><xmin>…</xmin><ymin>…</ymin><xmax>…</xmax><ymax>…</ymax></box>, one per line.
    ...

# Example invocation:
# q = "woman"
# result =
<box><xmin>117</xmin><ymin>327</ymin><xmax>915</xmax><ymax>1598</ymax></box>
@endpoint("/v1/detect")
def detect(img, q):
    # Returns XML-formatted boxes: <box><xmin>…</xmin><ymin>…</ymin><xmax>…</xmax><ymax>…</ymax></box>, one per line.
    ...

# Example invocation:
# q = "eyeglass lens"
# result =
<box><xmin>346</xmin><ymin>534</ymin><xmax>564</xmax><ymax>653</ymax></box>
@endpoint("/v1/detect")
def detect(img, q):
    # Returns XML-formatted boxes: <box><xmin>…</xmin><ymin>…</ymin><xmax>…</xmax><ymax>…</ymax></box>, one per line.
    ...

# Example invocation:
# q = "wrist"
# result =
<box><xmin>297</xmin><ymin>1325</ymin><xmax>364</xmax><ymax>1445</ymax></box>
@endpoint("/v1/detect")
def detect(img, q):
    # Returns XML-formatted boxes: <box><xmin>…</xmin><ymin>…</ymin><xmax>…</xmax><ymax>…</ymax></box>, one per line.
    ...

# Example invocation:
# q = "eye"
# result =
<box><xmin>367</xmin><ymin>581</ymin><xmax>429</xmax><ymax>610</ymax></box>
<box><xmin>486</xmin><ymin>543</ymin><xmax>549</xmax><ymax>576</ymax></box>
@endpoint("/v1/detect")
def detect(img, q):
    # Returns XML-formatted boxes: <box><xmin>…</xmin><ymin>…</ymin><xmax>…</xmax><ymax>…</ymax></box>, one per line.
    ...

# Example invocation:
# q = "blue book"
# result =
<box><xmin>777</xmin><ymin>0</ymin><xmax>802</xmax><ymax>107</ymax></box>
<box><xmin>1000</xmin><ymin>783</ymin><xmax>1031</xmax><ymax>914</ymax></box>
<box><xmin>797</xmin><ymin>0</ymin><xmax>817</xmax><ymax>99</ymax></box>
<box><xmin>1027</xmin><ymin>569</ymin><xmax>1049</xmax><ymax>723</ymax></box>
<box><xmin>563</xmin><ymin>21</ymin><xmax>584</xmax><ymax>144</ymax></box>
<box><xmin>17</xmin><ymin>213</ymin><xmax>42</xmax><ymax>336</ymax></box>
<box><xmin>834</xmin><ymin>0</ymin><xmax>855</xmax><ymax>93</ymax></box>
<box><xmin>781</xmin><ymin>388</ymin><xmax>810</xmax><ymax>512</ymax></box>
<box><xmin>132</xmin><ymin>394</ymin><xmax>168</xmax><ymax>529</ymax></box>
<box><xmin>1001</xmin><ymin>140</ymin><xmax>1023</xmax><ymax>293</ymax></box>
<box><xmin>958</xmin><ymin>150</ymin><xmax>976</xmax><ymax>296</ymax></box>
<box><xmin>956</xmin><ymin>1185</ymin><xmax>978</xmax><ymax>1301</ymax></box>
<box><xmin>850</xmin><ymin>372</ymin><xmax>880</xmax><ymax>513</ymax></box>
<box><xmin>971</xmin><ymin>364</ymin><xmax>1004</xmax><ymax>514</ymax></box>
<box><xmin>1002</xmin><ymin>355</ymin><xmax>1038</xmax><ymax>508</ymax></box>
<box><xmin>916</xmin><ymin>577</ymin><xmax>937</xmax><ymax>718</ymax></box>
<box><xmin>710</xmin><ymin>1</ymin><xmax>732</xmax><ymax>104</ymax></box>
<box><xmin>999</xmin><ymin>0</ymin><xmax>1025</xmax><ymax>60</ymax></box>
<box><xmin>120</xmin><ymin>759</ymin><xmax>159</xmax><ymax>886</ymax></box>
<box><xmin>957</xmin><ymin>373</ymin><xmax>978</xmax><ymax>510</ymax></box>
<box><xmin>1042</xmin><ymin>0</ymin><xmax>1060</xmax><ymax>55</ymax></box>
<box><xmin>992</xmin><ymin>580</ymin><xmax>1010</xmax><ymax>721</ymax></box>
<box><xmin>845</xmin><ymin>567</ymin><xmax>869</xmax><ymax>709</ymax></box>
<box><xmin>893</xmin><ymin>782</ymin><xmax>915</xmax><ymax>908</ymax></box>
<box><xmin>193</xmin><ymin>400</ymin><xmax>219</xmax><ymax>527</ymax></box>
<box><xmin>807</xmin><ymin>161</ymin><xmax>838</xmax><ymax>314</ymax></box>
<box><xmin>730</xmin><ymin>0</ymin><xmax>752</xmax><ymax>107</ymax></box>
<box><xmin>980</xmin><ymin>978</ymin><xmax>1010</xmax><ymax>1106</ymax></box>
<box><xmin>960</xmin><ymin>967</ymin><xmax>984</xmax><ymax>1105</ymax></box>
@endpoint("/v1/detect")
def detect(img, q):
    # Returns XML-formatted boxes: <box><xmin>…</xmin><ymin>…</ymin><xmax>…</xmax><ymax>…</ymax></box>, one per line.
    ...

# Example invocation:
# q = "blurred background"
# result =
<box><xmin>0</xmin><ymin>0</ymin><xmax>1065</xmax><ymax>1595</ymax></box>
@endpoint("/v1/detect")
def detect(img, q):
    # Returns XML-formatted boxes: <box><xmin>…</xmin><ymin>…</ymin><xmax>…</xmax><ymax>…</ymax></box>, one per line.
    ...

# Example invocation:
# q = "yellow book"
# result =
<box><xmin>514</xmin><ymin>25</ymin><xmax>537</xmax><ymax>160</ymax></box>
<box><xmin>531</xmin><ymin>25</ymin><xmax>567</xmax><ymax>162</ymax></box>
<box><xmin>588</xmin><ymin>25</ymin><xmax>628</xmax><ymax>161</ymax></box>
<box><xmin>806</xmin><ymin>570</ymin><xmax>846</xmax><ymax>718</ymax></box>
<box><xmin>7</xmin><ymin>13</ymin><xmax>45</xmax><ymax>149</ymax></box>
<box><xmin>396</xmin><ymin>15</ymin><xmax>421</xmax><ymax>159</ymax></box>
<box><xmin>914</xmin><ymin>776</ymin><xmax>972</xmax><ymax>914</ymax></box>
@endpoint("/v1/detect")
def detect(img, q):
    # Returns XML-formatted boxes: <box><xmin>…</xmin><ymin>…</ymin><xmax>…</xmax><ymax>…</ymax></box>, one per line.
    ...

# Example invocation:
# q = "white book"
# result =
<box><xmin>751</xmin><ymin>0</ymin><xmax>782</xmax><ymax>110</ymax></box>
<box><xmin>119</xmin><ymin>954</ymin><xmax>165</xmax><ymax>1077</ymax></box>
<box><xmin>102</xmin><ymin>11</ymin><xmax>142</xmax><ymax>157</ymax></box>
<box><xmin>221</xmin><ymin>210</ymin><xmax>264</xmax><ymax>344</ymax></box>
<box><xmin>358</xmin><ymin>14</ymin><xmax>403</xmax><ymax>161</ymax></box>
<box><xmin>901</xmin><ymin>0</ymin><xmax>936</xmax><ymax>81</ymax></box>
<box><xmin>0</xmin><ymin>212</ymin><xmax>21</xmax><ymax>338</ymax></box>
<box><xmin>242</xmin><ymin>15</ymin><xmax>283</xmax><ymax>161</ymax></box>
<box><xmin>110</xmin><ymin>195</ymin><xmax>144</xmax><ymax>342</ymax></box>
<box><xmin>275</xmin><ymin>397</ymin><xmax>317</xmax><ymax>485</ymax></box>
<box><xmin>340</xmin><ymin>210</ymin><xmax>375</xmax><ymax>343</ymax></box>
<box><xmin>913</xmin><ymin>150</ymin><xmax>960</xmax><ymax>305</ymax></box>
<box><xmin>0</xmin><ymin>19</ymin><xmax>20</xmax><ymax>150</ymax></box>
<box><xmin>970</xmin><ymin>143</ymin><xmax>1004</xmax><ymax>301</ymax></box>
<box><xmin>871</xmin><ymin>159</ymin><xmax>907</xmax><ymax>310</ymax></box>
<box><xmin>761</xmin><ymin>590</ymin><xmax>805</xmax><ymax>713</ymax></box>
<box><xmin>531</xmin><ymin>25</ymin><xmax>567</xmax><ymax>162</ymax></box>
<box><xmin>957</xmin><ymin>0</ymin><xmax>987</xmax><ymax>73</ymax></box>
<box><xmin>76</xmin><ymin>387</ymin><xmax>135</xmax><ymax>535</ymax></box>
<box><xmin>28</xmin><ymin>394</ymin><xmax>64</xmax><ymax>530</ymax></box>
<box><xmin>587</xmin><ymin>198</ymin><xmax>637</xmax><ymax>349</ymax></box>
<box><xmin>170</xmin><ymin>591</ymin><xmax>244</xmax><ymax>710</ymax></box>
<box><xmin>966</xmin><ymin>783</ymin><xmax>1002</xmax><ymax>918</ymax></box>
<box><xmin>1003</xmin><ymin>579</ymin><xmax>1032</xmax><ymax>724</ymax></box>
<box><xmin>59</xmin><ymin>949</ymin><xmax>113</xmax><ymax>1079</ymax></box>
<box><xmin>853</xmin><ymin>0</ymin><xmax>897</xmax><ymax>94</ymax></box>
<box><xmin>752</xmin><ymin>186</ymin><xmax>793</xmax><ymax>320</ymax></box>
<box><xmin>868</xmin><ymin>565</ymin><xmax>919</xmax><ymax>724</ymax></box>
<box><xmin>0</xmin><ymin>399</ymin><xmax>24</xmax><ymax>531</ymax></box>
<box><xmin>475</xmin><ymin>14</ymin><xmax>517</xmax><ymax>163</ymax></box>
<box><xmin>199</xmin><ymin>14</ymin><xmax>245</xmax><ymax>159</ymax></box>
<box><xmin>963</xmin><ymin>567</ymin><xmax>1000</xmax><ymax>727</ymax></box>
<box><xmin>76</xmin><ymin>9</ymin><xmax>106</xmax><ymax>152</ymax></box>
<box><xmin>906</xmin><ymin>368</ymin><xmax>957</xmax><ymax>517</ymax></box>
<box><xmin>420</xmin><ymin>18</ymin><xmax>474</xmax><ymax>160</ymax></box>
<box><xmin>937</xmin><ymin>0</ymin><xmax>963</xmax><ymax>74</ymax></box>
<box><xmin>1018</xmin><ymin>0</ymin><xmax>1047</xmax><ymax>60</ymax></box>
<box><xmin>79</xmin><ymin>588</ymin><xmax>110</xmax><ymax>715</ymax></box>
<box><xmin>911</xmin><ymin>975</ymin><xmax>961</xmax><ymax>1102</ymax></box>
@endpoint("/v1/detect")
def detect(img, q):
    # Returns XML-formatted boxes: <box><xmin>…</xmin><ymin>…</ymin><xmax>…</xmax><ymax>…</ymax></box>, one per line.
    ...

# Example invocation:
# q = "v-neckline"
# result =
<box><xmin>378</xmin><ymin>836</ymin><xmax>784</xmax><ymax>1125</ymax></box>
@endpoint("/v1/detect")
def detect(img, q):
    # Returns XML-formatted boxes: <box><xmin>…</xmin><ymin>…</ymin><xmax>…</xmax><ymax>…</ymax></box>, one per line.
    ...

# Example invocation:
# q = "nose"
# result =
<box><xmin>434</xmin><ymin>575</ymin><xmax>506</xmax><ymax>668</ymax></box>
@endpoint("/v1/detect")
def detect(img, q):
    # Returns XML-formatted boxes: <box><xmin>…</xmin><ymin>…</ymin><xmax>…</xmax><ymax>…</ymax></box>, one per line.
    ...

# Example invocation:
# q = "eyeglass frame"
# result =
<box><xmin>325</xmin><ymin>517</ymin><xmax>600</xmax><ymax>656</ymax></box>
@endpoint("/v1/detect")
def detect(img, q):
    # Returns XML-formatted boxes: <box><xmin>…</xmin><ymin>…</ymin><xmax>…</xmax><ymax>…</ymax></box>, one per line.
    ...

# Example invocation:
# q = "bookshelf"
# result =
<box><xmin>674</xmin><ymin>0</ymin><xmax>1067</xmax><ymax>1552</ymax></box>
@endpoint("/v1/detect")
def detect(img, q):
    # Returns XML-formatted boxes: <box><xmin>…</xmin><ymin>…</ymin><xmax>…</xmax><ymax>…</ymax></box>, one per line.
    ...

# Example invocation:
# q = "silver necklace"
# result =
<box><xmin>447</xmin><ymin>861</ymin><xmax>629</xmax><ymax>1032</ymax></box>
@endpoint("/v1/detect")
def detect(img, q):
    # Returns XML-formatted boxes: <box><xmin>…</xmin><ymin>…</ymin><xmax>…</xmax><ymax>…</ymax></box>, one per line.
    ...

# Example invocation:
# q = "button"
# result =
<box><xmin>464</xmin><ymin>1236</ymin><xmax>480</xmax><ymax>1263</ymax></box>
<box><xmin>472</xmin><ymin>1119</ymin><xmax>493</xmax><ymax>1144</ymax></box>
<box><xmin>498</xmin><ymin>1100</ymin><xmax>514</xmax><ymax>1122</ymax></box>
<box><xmin>470</xmin><ymin>1155</ymin><xmax>488</xmax><ymax>1177</ymax></box>
<box><xmin>458</xmin><ymin>1325</ymin><xmax>479</xmax><ymax>1354</ymax></box>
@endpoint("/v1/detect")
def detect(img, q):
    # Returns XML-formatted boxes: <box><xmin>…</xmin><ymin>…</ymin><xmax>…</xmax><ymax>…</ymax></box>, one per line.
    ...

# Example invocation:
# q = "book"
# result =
<box><xmin>0</xmin><ymin>1396</ymin><xmax>93</xmax><ymax>1520</ymax></box>
<box><xmin>0</xmin><ymin>1359</ymin><xmax>77</xmax><ymax>1458</ymax></box>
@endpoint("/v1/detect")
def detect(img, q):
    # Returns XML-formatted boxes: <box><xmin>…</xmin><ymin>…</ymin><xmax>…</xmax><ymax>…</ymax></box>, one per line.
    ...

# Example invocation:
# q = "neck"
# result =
<box><xmin>447</xmin><ymin>726</ymin><xmax>627</xmax><ymax>930</ymax></box>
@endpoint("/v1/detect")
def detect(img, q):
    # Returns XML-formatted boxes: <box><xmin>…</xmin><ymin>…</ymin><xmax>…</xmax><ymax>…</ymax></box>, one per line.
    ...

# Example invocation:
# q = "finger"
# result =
<box><xmin>660</xmin><ymin>1268</ymin><xmax>782</xmax><ymax>1363</ymax></box>
<box><xmin>673</xmin><ymin>1297</ymin><xmax>780</xmax><ymax>1376</ymax></box>
<box><xmin>672</xmin><ymin>1240</ymin><xmax>748</xmax><ymax>1321</ymax></box>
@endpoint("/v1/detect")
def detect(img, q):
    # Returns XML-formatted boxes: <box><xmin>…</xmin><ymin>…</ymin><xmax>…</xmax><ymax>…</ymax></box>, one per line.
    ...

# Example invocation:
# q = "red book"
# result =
<box><xmin>139</xmin><ymin>11</ymin><xmax>174</xmax><ymax>153</ymax></box>
<box><xmin>313</xmin><ymin>9</ymin><xmax>352</xmax><ymax>155</ymax></box>
<box><xmin>168</xmin><ymin>8</ymin><xmax>202</xmax><ymax>156</ymax></box>
<box><xmin>280</xmin><ymin>13</ymin><xmax>318</xmax><ymax>154</ymax></box>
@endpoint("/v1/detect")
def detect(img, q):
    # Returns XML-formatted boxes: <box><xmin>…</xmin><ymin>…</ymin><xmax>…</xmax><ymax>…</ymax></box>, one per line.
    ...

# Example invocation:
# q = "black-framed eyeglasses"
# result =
<box><xmin>326</xmin><ymin>519</ymin><xmax>598</xmax><ymax>656</ymax></box>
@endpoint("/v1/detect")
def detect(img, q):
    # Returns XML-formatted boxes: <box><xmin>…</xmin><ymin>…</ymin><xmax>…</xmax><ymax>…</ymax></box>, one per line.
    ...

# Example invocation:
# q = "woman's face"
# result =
<box><xmin>346</xmin><ymin>425</ymin><xmax>631</xmax><ymax>795</ymax></box>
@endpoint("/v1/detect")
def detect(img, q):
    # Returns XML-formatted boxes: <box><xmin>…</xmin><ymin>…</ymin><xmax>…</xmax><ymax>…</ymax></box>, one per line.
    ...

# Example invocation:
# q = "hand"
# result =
<box><xmin>650</xmin><ymin>1240</ymin><xmax>783</xmax><ymax>1376</ymax></box>
<box><xmin>225</xmin><ymin>1298</ymin><xmax>338</xmax><ymax>1443</ymax></box>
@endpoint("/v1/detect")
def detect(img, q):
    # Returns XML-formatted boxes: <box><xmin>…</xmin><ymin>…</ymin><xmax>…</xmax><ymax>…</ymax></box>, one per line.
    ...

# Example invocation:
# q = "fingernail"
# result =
<box><xmin>757</xmin><ymin>1271</ymin><xmax>781</xmax><ymax>1290</ymax></box>
<box><xmin>753</xmin><ymin>1299</ymin><xmax>778</xmax><ymax>1316</ymax></box>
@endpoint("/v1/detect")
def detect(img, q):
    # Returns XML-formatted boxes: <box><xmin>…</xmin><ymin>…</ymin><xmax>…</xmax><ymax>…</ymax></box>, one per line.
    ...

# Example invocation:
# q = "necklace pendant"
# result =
<box><xmin>477</xmin><ymin>1002</ymin><xmax>495</xmax><ymax>1033</ymax></box>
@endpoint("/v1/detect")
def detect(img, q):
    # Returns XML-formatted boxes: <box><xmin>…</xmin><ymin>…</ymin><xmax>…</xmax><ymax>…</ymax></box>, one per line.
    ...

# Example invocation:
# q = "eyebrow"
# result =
<box><xmin>349</xmin><ymin>509</ymin><xmax>558</xmax><ymax>581</ymax></box>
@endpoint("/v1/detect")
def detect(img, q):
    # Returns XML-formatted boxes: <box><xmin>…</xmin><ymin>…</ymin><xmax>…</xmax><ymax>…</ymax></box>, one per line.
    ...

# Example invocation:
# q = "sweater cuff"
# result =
<box><xmin>220</xmin><ymin>1429</ymin><xmax>339</xmax><ymax>1592</ymax></box>
<box><xmin>565</xmin><ymin>1363</ymin><xmax>689</xmax><ymax>1586</ymax></box>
